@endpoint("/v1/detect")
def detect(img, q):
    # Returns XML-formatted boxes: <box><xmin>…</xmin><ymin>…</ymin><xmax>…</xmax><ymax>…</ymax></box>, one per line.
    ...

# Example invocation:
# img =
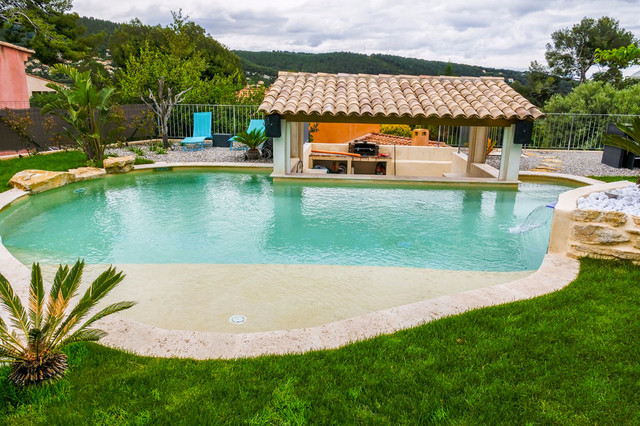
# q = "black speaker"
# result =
<box><xmin>264</xmin><ymin>114</ymin><xmax>281</xmax><ymax>138</ymax></box>
<box><xmin>514</xmin><ymin>121</ymin><xmax>533</xmax><ymax>145</ymax></box>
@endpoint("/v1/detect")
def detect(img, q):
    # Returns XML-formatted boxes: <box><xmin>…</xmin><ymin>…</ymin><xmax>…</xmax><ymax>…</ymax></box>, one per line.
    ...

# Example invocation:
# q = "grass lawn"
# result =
<box><xmin>0</xmin><ymin>151</ymin><xmax>154</xmax><ymax>193</ymax></box>
<box><xmin>589</xmin><ymin>175</ymin><xmax>638</xmax><ymax>183</ymax></box>
<box><xmin>0</xmin><ymin>151</ymin><xmax>87</xmax><ymax>193</ymax></box>
<box><xmin>1</xmin><ymin>257</ymin><xmax>639</xmax><ymax>424</ymax></box>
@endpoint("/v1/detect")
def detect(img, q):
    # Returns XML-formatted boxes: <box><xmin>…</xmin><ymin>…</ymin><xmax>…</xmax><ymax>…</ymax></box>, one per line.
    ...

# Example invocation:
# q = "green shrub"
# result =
<box><xmin>380</xmin><ymin>125</ymin><xmax>412</xmax><ymax>137</ymax></box>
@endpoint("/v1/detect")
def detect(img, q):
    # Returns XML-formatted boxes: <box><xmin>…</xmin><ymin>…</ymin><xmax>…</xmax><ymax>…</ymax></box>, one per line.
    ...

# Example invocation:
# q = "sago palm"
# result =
<box><xmin>604</xmin><ymin>116</ymin><xmax>640</xmax><ymax>184</ymax></box>
<box><xmin>0</xmin><ymin>260</ymin><xmax>135</xmax><ymax>386</ymax></box>
<box><xmin>234</xmin><ymin>128</ymin><xmax>268</xmax><ymax>160</ymax></box>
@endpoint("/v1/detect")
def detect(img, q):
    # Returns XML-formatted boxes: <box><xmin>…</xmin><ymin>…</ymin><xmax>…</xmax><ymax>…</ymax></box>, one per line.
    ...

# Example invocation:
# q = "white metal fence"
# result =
<box><xmin>166</xmin><ymin>104</ymin><xmax>263</xmax><ymax>138</ymax></box>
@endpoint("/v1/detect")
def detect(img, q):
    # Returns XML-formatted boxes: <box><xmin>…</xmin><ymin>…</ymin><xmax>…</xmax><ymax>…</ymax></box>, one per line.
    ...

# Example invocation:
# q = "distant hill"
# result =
<box><xmin>72</xmin><ymin>17</ymin><xmax>528</xmax><ymax>87</ymax></box>
<box><xmin>235</xmin><ymin>51</ymin><xmax>527</xmax><ymax>85</ymax></box>
<box><xmin>77</xmin><ymin>16</ymin><xmax>122</xmax><ymax>53</ymax></box>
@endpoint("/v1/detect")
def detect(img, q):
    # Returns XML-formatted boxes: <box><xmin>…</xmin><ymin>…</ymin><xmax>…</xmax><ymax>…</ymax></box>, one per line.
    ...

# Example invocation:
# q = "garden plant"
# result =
<box><xmin>0</xmin><ymin>260</ymin><xmax>135</xmax><ymax>386</ymax></box>
<box><xmin>603</xmin><ymin>115</ymin><xmax>640</xmax><ymax>184</ymax></box>
<box><xmin>41</xmin><ymin>65</ymin><xmax>119</xmax><ymax>162</ymax></box>
<box><xmin>233</xmin><ymin>128</ymin><xmax>268</xmax><ymax>160</ymax></box>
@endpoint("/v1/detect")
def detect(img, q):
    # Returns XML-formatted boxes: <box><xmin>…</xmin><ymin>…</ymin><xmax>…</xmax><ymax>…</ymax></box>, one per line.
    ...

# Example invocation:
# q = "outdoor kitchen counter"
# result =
<box><xmin>308</xmin><ymin>154</ymin><xmax>392</xmax><ymax>174</ymax></box>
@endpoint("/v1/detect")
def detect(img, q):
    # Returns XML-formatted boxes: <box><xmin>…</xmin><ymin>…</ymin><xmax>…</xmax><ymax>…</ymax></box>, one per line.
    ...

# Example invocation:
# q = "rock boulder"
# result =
<box><xmin>9</xmin><ymin>170</ymin><xmax>74</xmax><ymax>194</ymax></box>
<box><xmin>69</xmin><ymin>167</ymin><xmax>106</xmax><ymax>181</ymax></box>
<box><xmin>103</xmin><ymin>156</ymin><xmax>135</xmax><ymax>174</ymax></box>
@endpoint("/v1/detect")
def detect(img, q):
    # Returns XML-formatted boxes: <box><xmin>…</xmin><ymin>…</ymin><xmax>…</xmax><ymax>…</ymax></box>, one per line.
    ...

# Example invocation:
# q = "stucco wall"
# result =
<box><xmin>311</xmin><ymin>123</ymin><xmax>380</xmax><ymax>143</ymax></box>
<box><xmin>0</xmin><ymin>44</ymin><xmax>32</xmax><ymax>107</ymax></box>
<box><xmin>549</xmin><ymin>181</ymin><xmax>640</xmax><ymax>262</ymax></box>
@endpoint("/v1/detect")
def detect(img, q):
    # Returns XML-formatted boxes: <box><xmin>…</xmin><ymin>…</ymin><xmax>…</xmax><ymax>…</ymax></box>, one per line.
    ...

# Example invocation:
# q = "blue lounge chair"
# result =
<box><xmin>228</xmin><ymin>119</ymin><xmax>265</xmax><ymax>151</ymax></box>
<box><xmin>181</xmin><ymin>112</ymin><xmax>212</xmax><ymax>151</ymax></box>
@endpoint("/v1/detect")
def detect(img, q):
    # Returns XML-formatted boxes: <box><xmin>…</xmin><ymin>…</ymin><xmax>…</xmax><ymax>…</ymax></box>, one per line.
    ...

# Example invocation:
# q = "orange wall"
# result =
<box><xmin>311</xmin><ymin>123</ymin><xmax>380</xmax><ymax>144</ymax></box>
<box><xmin>0</xmin><ymin>45</ymin><xmax>31</xmax><ymax>107</ymax></box>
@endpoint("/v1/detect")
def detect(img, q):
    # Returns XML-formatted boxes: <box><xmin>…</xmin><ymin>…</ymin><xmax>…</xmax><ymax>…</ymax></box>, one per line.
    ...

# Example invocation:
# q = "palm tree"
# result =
<box><xmin>0</xmin><ymin>260</ymin><xmax>135</xmax><ymax>386</ymax></box>
<box><xmin>233</xmin><ymin>128</ymin><xmax>268</xmax><ymax>160</ymax></box>
<box><xmin>41</xmin><ymin>64</ymin><xmax>117</xmax><ymax>162</ymax></box>
<box><xmin>604</xmin><ymin>116</ymin><xmax>640</xmax><ymax>184</ymax></box>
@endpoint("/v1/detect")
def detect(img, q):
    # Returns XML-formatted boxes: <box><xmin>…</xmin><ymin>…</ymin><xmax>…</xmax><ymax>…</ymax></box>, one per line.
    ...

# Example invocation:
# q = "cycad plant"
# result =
<box><xmin>0</xmin><ymin>260</ymin><xmax>135</xmax><ymax>386</ymax></box>
<box><xmin>41</xmin><ymin>64</ymin><xmax>117</xmax><ymax>162</ymax></box>
<box><xmin>233</xmin><ymin>128</ymin><xmax>268</xmax><ymax>160</ymax></box>
<box><xmin>604</xmin><ymin>116</ymin><xmax>640</xmax><ymax>184</ymax></box>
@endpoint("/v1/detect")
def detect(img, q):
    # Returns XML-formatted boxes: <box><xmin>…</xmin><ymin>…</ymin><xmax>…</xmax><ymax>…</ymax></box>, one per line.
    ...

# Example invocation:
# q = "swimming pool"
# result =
<box><xmin>0</xmin><ymin>169</ymin><xmax>574</xmax><ymax>331</ymax></box>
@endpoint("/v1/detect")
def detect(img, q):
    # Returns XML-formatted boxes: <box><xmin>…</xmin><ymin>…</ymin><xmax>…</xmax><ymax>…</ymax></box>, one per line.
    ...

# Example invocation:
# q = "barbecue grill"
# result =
<box><xmin>349</xmin><ymin>141</ymin><xmax>379</xmax><ymax>157</ymax></box>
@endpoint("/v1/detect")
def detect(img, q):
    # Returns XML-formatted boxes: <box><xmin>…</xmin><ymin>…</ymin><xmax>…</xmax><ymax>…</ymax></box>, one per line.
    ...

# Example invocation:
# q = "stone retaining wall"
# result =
<box><xmin>549</xmin><ymin>181</ymin><xmax>640</xmax><ymax>262</ymax></box>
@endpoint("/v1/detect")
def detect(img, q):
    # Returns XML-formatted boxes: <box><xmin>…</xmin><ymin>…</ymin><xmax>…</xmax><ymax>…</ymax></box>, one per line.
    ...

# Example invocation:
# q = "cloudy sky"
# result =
<box><xmin>73</xmin><ymin>0</ymin><xmax>640</xmax><ymax>74</ymax></box>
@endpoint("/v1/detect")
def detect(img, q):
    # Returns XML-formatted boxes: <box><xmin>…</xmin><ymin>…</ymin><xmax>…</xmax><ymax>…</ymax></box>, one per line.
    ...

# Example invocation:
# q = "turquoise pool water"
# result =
<box><xmin>0</xmin><ymin>169</ymin><xmax>572</xmax><ymax>272</ymax></box>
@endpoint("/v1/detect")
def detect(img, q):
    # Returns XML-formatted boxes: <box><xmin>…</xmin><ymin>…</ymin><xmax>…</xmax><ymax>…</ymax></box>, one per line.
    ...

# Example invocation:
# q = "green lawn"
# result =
<box><xmin>589</xmin><ymin>175</ymin><xmax>638</xmax><ymax>183</ymax></box>
<box><xmin>0</xmin><ymin>151</ymin><xmax>87</xmax><ymax>193</ymax></box>
<box><xmin>0</xmin><ymin>152</ymin><xmax>154</xmax><ymax>193</ymax></box>
<box><xmin>1</xmin><ymin>258</ymin><xmax>639</xmax><ymax>424</ymax></box>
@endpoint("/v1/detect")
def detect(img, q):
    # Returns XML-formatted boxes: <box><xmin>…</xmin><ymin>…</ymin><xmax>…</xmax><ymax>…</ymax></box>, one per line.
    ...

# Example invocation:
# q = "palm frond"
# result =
<box><xmin>46</xmin><ymin>264</ymin><xmax>69</xmax><ymax>316</ymax></box>
<box><xmin>60</xmin><ymin>260</ymin><xmax>84</xmax><ymax>300</ymax></box>
<box><xmin>70</xmin><ymin>301</ymin><xmax>136</xmax><ymax>336</ymax></box>
<box><xmin>605</xmin><ymin>116</ymin><xmax>640</xmax><ymax>157</ymax></box>
<box><xmin>0</xmin><ymin>273</ymin><xmax>30</xmax><ymax>337</ymax></box>
<box><xmin>59</xmin><ymin>328</ymin><xmax>107</xmax><ymax>346</ymax></box>
<box><xmin>0</xmin><ymin>316</ymin><xmax>25</xmax><ymax>353</ymax></box>
<box><xmin>29</xmin><ymin>263</ymin><xmax>45</xmax><ymax>329</ymax></box>
<box><xmin>52</xmin><ymin>266</ymin><xmax>124</xmax><ymax>345</ymax></box>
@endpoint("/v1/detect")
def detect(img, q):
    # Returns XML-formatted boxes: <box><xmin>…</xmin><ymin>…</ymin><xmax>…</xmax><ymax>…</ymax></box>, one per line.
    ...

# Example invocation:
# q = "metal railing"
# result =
<box><xmin>3</xmin><ymin>100</ymin><xmax>635</xmax><ymax>153</ymax></box>
<box><xmin>166</xmin><ymin>104</ymin><xmax>264</xmax><ymax>138</ymax></box>
<box><xmin>525</xmin><ymin>113</ymin><xmax>637</xmax><ymax>150</ymax></box>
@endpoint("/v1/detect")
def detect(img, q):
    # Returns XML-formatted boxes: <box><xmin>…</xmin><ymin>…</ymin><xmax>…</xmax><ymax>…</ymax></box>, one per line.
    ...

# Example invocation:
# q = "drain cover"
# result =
<box><xmin>73</xmin><ymin>188</ymin><xmax>87</xmax><ymax>193</ymax></box>
<box><xmin>229</xmin><ymin>315</ymin><xmax>246</xmax><ymax>324</ymax></box>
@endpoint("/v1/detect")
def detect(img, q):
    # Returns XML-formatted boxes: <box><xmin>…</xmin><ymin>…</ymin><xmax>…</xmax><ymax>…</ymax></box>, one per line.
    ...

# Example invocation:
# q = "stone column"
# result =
<box><xmin>466</xmin><ymin>126</ymin><xmax>489</xmax><ymax>175</ymax></box>
<box><xmin>498</xmin><ymin>124</ymin><xmax>520</xmax><ymax>181</ymax></box>
<box><xmin>289</xmin><ymin>122</ymin><xmax>304</xmax><ymax>172</ymax></box>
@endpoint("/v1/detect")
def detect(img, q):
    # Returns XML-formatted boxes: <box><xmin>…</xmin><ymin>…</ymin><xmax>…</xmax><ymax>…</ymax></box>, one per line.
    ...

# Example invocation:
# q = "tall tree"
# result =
<box><xmin>1</xmin><ymin>1</ymin><xmax>101</xmax><ymax>63</ymax></box>
<box><xmin>439</xmin><ymin>62</ymin><xmax>457</xmax><ymax>76</ymax></box>
<box><xmin>545</xmin><ymin>17</ymin><xmax>635</xmax><ymax>83</ymax></box>
<box><xmin>109</xmin><ymin>11</ymin><xmax>244</xmax><ymax>81</ymax></box>
<box><xmin>511</xmin><ymin>61</ymin><xmax>574</xmax><ymax>107</ymax></box>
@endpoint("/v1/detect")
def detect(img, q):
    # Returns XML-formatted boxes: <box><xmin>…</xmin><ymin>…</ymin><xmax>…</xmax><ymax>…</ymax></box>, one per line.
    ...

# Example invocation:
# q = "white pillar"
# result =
<box><xmin>272</xmin><ymin>119</ymin><xmax>289</xmax><ymax>175</ymax></box>
<box><xmin>499</xmin><ymin>124</ymin><xmax>521</xmax><ymax>181</ymax></box>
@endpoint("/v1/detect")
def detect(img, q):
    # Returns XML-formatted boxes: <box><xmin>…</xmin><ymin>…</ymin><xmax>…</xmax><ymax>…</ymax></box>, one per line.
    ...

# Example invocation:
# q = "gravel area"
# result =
<box><xmin>486</xmin><ymin>149</ymin><xmax>639</xmax><ymax>177</ymax></box>
<box><xmin>106</xmin><ymin>141</ymin><xmax>273</xmax><ymax>164</ymax></box>
<box><xmin>577</xmin><ymin>184</ymin><xmax>640</xmax><ymax>216</ymax></box>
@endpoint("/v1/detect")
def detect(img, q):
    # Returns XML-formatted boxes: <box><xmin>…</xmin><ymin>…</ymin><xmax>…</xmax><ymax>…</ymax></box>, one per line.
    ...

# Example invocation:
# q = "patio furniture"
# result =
<box><xmin>181</xmin><ymin>112</ymin><xmax>212</xmax><ymax>151</ymax></box>
<box><xmin>229</xmin><ymin>119</ymin><xmax>265</xmax><ymax>151</ymax></box>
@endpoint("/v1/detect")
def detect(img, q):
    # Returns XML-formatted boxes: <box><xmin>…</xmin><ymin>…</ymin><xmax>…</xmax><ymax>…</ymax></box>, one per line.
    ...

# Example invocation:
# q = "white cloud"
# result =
<box><xmin>73</xmin><ymin>0</ymin><xmax>640</xmax><ymax>72</ymax></box>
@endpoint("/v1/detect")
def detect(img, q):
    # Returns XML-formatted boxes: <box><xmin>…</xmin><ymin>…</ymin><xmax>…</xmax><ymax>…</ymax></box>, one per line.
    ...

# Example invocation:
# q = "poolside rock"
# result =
<box><xmin>9</xmin><ymin>169</ymin><xmax>73</xmax><ymax>194</ymax></box>
<box><xmin>633</xmin><ymin>215</ymin><xmax>640</xmax><ymax>227</ymax></box>
<box><xmin>571</xmin><ymin>224</ymin><xmax>630</xmax><ymax>245</ymax></box>
<box><xmin>103</xmin><ymin>156</ymin><xmax>135</xmax><ymax>174</ymax></box>
<box><xmin>572</xmin><ymin>209</ymin><xmax>603</xmax><ymax>222</ymax></box>
<box><xmin>69</xmin><ymin>167</ymin><xmax>106</xmax><ymax>181</ymax></box>
<box><xmin>572</xmin><ymin>209</ymin><xmax>627</xmax><ymax>226</ymax></box>
<box><xmin>602</xmin><ymin>211</ymin><xmax>628</xmax><ymax>227</ymax></box>
<box><xmin>570</xmin><ymin>243</ymin><xmax>640</xmax><ymax>262</ymax></box>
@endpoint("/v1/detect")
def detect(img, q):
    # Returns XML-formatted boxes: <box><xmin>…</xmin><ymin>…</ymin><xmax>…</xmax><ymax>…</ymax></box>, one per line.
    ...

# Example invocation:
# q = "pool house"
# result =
<box><xmin>260</xmin><ymin>72</ymin><xmax>544</xmax><ymax>182</ymax></box>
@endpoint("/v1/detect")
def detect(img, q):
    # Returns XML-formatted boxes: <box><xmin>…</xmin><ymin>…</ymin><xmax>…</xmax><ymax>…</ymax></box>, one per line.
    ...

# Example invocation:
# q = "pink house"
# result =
<box><xmin>0</xmin><ymin>41</ymin><xmax>35</xmax><ymax>109</ymax></box>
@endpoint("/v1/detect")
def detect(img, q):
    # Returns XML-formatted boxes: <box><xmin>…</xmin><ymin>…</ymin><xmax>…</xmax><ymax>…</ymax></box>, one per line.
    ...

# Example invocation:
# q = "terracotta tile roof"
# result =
<box><xmin>354</xmin><ymin>133</ymin><xmax>448</xmax><ymax>147</ymax></box>
<box><xmin>260</xmin><ymin>72</ymin><xmax>543</xmax><ymax>122</ymax></box>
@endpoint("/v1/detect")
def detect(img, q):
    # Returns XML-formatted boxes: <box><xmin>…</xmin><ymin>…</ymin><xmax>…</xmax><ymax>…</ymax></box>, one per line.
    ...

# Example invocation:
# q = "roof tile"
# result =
<box><xmin>259</xmin><ymin>72</ymin><xmax>544</xmax><ymax>122</ymax></box>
